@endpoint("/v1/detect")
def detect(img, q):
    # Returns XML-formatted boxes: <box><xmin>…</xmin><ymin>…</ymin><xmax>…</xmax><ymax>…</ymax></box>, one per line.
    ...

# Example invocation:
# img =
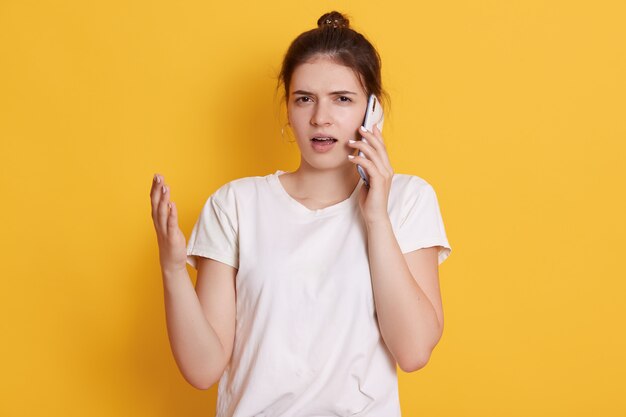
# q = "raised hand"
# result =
<box><xmin>150</xmin><ymin>174</ymin><xmax>188</xmax><ymax>275</ymax></box>
<box><xmin>347</xmin><ymin>125</ymin><xmax>394</xmax><ymax>225</ymax></box>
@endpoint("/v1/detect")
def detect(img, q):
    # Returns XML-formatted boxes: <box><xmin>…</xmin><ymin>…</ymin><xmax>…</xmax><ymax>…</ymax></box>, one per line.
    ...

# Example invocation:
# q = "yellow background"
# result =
<box><xmin>1</xmin><ymin>0</ymin><xmax>625</xmax><ymax>415</ymax></box>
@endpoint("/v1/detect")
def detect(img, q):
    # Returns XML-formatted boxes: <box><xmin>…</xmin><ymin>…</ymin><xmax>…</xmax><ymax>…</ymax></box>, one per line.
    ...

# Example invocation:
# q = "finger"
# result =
<box><xmin>150</xmin><ymin>174</ymin><xmax>163</xmax><ymax>220</ymax></box>
<box><xmin>157</xmin><ymin>184</ymin><xmax>170</xmax><ymax>233</ymax></box>
<box><xmin>359</xmin><ymin>125</ymin><xmax>383</xmax><ymax>147</ymax></box>
<box><xmin>358</xmin><ymin>126</ymin><xmax>390</xmax><ymax>169</ymax></box>
<box><xmin>167</xmin><ymin>201</ymin><xmax>179</xmax><ymax>232</ymax></box>
<box><xmin>360</xmin><ymin>126</ymin><xmax>392</xmax><ymax>170</ymax></box>
<box><xmin>348</xmin><ymin>154</ymin><xmax>381</xmax><ymax>180</ymax></box>
<box><xmin>349</xmin><ymin>140</ymin><xmax>386</xmax><ymax>174</ymax></box>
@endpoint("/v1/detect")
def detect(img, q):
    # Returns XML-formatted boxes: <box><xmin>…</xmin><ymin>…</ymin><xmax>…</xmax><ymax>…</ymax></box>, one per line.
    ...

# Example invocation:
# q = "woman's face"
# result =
<box><xmin>287</xmin><ymin>56</ymin><xmax>369</xmax><ymax>171</ymax></box>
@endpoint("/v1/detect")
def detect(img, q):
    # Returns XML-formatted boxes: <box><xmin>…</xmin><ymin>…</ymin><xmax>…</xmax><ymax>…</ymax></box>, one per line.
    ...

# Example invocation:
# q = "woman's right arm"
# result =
<box><xmin>150</xmin><ymin>174</ymin><xmax>236</xmax><ymax>390</ymax></box>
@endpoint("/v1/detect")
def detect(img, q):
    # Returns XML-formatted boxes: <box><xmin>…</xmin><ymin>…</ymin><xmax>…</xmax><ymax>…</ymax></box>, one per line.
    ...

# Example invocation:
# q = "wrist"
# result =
<box><xmin>161</xmin><ymin>264</ymin><xmax>188</xmax><ymax>280</ymax></box>
<box><xmin>364</xmin><ymin>215</ymin><xmax>392</xmax><ymax>230</ymax></box>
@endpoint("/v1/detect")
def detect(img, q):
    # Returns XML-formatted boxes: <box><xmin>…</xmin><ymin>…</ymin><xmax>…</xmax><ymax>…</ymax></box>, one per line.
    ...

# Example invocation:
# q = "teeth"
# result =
<box><xmin>312</xmin><ymin>137</ymin><xmax>336</xmax><ymax>142</ymax></box>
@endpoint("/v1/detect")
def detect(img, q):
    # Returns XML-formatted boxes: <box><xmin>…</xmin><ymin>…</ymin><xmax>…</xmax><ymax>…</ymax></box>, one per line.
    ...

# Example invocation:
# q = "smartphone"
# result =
<box><xmin>357</xmin><ymin>94</ymin><xmax>384</xmax><ymax>188</ymax></box>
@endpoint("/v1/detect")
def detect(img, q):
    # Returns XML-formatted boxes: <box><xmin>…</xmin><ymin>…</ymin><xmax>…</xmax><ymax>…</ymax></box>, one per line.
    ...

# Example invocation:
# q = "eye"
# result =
<box><xmin>295</xmin><ymin>96</ymin><xmax>313</xmax><ymax>103</ymax></box>
<box><xmin>337</xmin><ymin>96</ymin><xmax>352</xmax><ymax>103</ymax></box>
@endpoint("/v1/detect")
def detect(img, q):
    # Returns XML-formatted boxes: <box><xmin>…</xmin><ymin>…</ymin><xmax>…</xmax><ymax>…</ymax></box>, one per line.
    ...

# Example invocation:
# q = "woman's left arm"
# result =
<box><xmin>348</xmin><ymin>126</ymin><xmax>444</xmax><ymax>373</ymax></box>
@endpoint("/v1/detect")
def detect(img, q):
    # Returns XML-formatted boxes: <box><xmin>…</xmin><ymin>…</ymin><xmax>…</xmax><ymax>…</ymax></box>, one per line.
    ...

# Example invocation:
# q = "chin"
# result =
<box><xmin>303</xmin><ymin>155</ymin><xmax>352</xmax><ymax>172</ymax></box>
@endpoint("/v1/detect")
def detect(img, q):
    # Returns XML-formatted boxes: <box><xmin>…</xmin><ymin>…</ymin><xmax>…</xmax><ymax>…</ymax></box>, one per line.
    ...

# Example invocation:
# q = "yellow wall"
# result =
<box><xmin>1</xmin><ymin>0</ymin><xmax>625</xmax><ymax>415</ymax></box>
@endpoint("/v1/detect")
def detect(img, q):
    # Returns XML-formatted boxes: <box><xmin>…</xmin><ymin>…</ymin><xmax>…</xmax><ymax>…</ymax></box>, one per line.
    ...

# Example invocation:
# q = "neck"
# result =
<box><xmin>286</xmin><ymin>162</ymin><xmax>362</xmax><ymax>203</ymax></box>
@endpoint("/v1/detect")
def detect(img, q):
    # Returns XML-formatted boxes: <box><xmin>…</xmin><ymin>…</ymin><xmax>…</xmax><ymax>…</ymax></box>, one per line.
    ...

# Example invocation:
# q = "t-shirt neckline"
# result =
<box><xmin>268</xmin><ymin>170</ymin><xmax>362</xmax><ymax>217</ymax></box>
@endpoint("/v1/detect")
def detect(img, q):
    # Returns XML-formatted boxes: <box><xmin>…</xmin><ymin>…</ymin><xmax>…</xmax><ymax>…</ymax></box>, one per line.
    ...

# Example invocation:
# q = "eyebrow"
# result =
<box><xmin>291</xmin><ymin>90</ymin><xmax>358</xmax><ymax>96</ymax></box>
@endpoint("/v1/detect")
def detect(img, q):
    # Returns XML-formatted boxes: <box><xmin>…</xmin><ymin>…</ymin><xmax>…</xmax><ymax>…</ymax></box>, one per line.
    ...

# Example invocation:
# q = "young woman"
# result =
<box><xmin>150</xmin><ymin>11</ymin><xmax>451</xmax><ymax>416</ymax></box>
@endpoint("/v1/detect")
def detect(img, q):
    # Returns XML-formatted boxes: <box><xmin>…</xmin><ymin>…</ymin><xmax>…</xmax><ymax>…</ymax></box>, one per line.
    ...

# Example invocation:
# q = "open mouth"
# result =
<box><xmin>310</xmin><ymin>136</ymin><xmax>338</xmax><ymax>153</ymax></box>
<box><xmin>311</xmin><ymin>137</ymin><xmax>338</xmax><ymax>143</ymax></box>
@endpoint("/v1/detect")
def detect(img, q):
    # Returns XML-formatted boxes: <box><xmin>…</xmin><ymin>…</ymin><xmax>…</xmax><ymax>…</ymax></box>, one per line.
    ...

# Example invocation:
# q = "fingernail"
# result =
<box><xmin>154</xmin><ymin>174</ymin><xmax>160</xmax><ymax>183</ymax></box>
<box><xmin>348</xmin><ymin>155</ymin><xmax>355</xmax><ymax>159</ymax></box>
<box><xmin>162</xmin><ymin>185</ymin><xmax>166</xmax><ymax>194</ymax></box>
<box><xmin>360</xmin><ymin>126</ymin><xmax>368</xmax><ymax>132</ymax></box>
<box><xmin>349</xmin><ymin>140</ymin><xmax>356</xmax><ymax>144</ymax></box>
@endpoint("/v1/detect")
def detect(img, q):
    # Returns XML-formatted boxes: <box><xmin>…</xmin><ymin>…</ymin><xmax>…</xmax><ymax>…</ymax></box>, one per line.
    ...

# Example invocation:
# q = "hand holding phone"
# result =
<box><xmin>357</xmin><ymin>95</ymin><xmax>384</xmax><ymax>188</ymax></box>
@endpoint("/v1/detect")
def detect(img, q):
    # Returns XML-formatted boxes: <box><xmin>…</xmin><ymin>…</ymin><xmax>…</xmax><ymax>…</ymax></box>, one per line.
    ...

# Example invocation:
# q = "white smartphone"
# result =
<box><xmin>357</xmin><ymin>94</ymin><xmax>384</xmax><ymax>188</ymax></box>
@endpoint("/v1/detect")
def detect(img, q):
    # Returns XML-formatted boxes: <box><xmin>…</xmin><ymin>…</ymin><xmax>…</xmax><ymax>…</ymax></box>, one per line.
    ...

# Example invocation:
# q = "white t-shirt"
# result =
<box><xmin>186</xmin><ymin>170</ymin><xmax>451</xmax><ymax>417</ymax></box>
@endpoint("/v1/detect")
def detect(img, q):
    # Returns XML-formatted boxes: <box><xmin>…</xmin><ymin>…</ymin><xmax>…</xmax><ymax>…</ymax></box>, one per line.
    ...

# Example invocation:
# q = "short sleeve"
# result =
<box><xmin>186</xmin><ymin>187</ymin><xmax>239</xmax><ymax>270</ymax></box>
<box><xmin>395</xmin><ymin>180</ymin><xmax>452</xmax><ymax>265</ymax></box>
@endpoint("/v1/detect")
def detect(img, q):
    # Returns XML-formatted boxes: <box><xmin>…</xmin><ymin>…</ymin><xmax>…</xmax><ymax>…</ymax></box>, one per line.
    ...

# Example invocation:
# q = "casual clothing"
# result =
<box><xmin>186</xmin><ymin>170</ymin><xmax>452</xmax><ymax>416</ymax></box>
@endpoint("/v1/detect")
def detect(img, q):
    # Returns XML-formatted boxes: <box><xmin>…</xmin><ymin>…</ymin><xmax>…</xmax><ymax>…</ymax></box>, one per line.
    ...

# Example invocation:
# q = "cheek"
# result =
<box><xmin>343</xmin><ymin>110</ymin><xmax>366</xmax><ymax>132</ymax></box>
<box><xmin>292</xmin><ymin>105</ymin><xmax>316</xmax><ymax>122</ymax></box>
<box><xmin>288</xmin><ymin>105</ymin><xmax>305</xmax><ymax>124</ymax></box>
<box><xmin>287</xmin><ymin>112</ymin><xmax>309</xmax><ymax>142</ymax></box>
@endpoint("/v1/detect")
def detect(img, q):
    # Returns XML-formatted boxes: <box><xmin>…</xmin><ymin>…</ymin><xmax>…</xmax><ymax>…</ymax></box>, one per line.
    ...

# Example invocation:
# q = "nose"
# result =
<box><xmin>310</xmin><ymin>101</ymin><xmax>333</xmax><ymax>126</ymax></box>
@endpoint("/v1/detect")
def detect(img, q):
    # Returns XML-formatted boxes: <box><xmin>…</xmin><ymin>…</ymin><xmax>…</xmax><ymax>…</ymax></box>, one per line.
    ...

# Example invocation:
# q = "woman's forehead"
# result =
<box><xmin>290</xmin><ymin>57</ymin><xmax>365</xmax><ymax>94</ymax></box>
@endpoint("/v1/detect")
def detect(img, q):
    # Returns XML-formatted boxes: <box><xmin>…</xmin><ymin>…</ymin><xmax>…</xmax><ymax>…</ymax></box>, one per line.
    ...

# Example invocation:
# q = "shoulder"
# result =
<box><xmin>208</xmin><ymin>173</ymin><xmax>273</xmax><ymax>209</ymax></box>
<box><xmin>390</xmin><ymin>173</ymin><xmax>436</xmax><ymax>203</ymax></box>
<box><xmin>211</xmin><ymin>173</ymin><xmax>273</xmax><ymax>197</ymax></box>
<box><xmin>391</xmin><ymin>173</ymin><xmax>431</xmax><ymax>189</ymax></box>
<box><xmin>388</xmin><ymin>173</ymin><xmax>444</xmax><ymax>222</ymax></box>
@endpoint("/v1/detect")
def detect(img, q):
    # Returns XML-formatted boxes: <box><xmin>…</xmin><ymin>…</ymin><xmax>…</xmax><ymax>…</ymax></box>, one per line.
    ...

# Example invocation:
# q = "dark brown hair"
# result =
<box><xmin>278</xmin><ymin>11</ymin><xmax>388</xmax><ymax>106</ymax></box>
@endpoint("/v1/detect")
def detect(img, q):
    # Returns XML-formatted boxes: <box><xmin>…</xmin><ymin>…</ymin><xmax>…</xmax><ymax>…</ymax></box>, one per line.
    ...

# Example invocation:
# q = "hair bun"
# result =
<box><xmin>317</xmin><ymin>11</ymin><xmax>349</xmax><ymax>29</ymax></box>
